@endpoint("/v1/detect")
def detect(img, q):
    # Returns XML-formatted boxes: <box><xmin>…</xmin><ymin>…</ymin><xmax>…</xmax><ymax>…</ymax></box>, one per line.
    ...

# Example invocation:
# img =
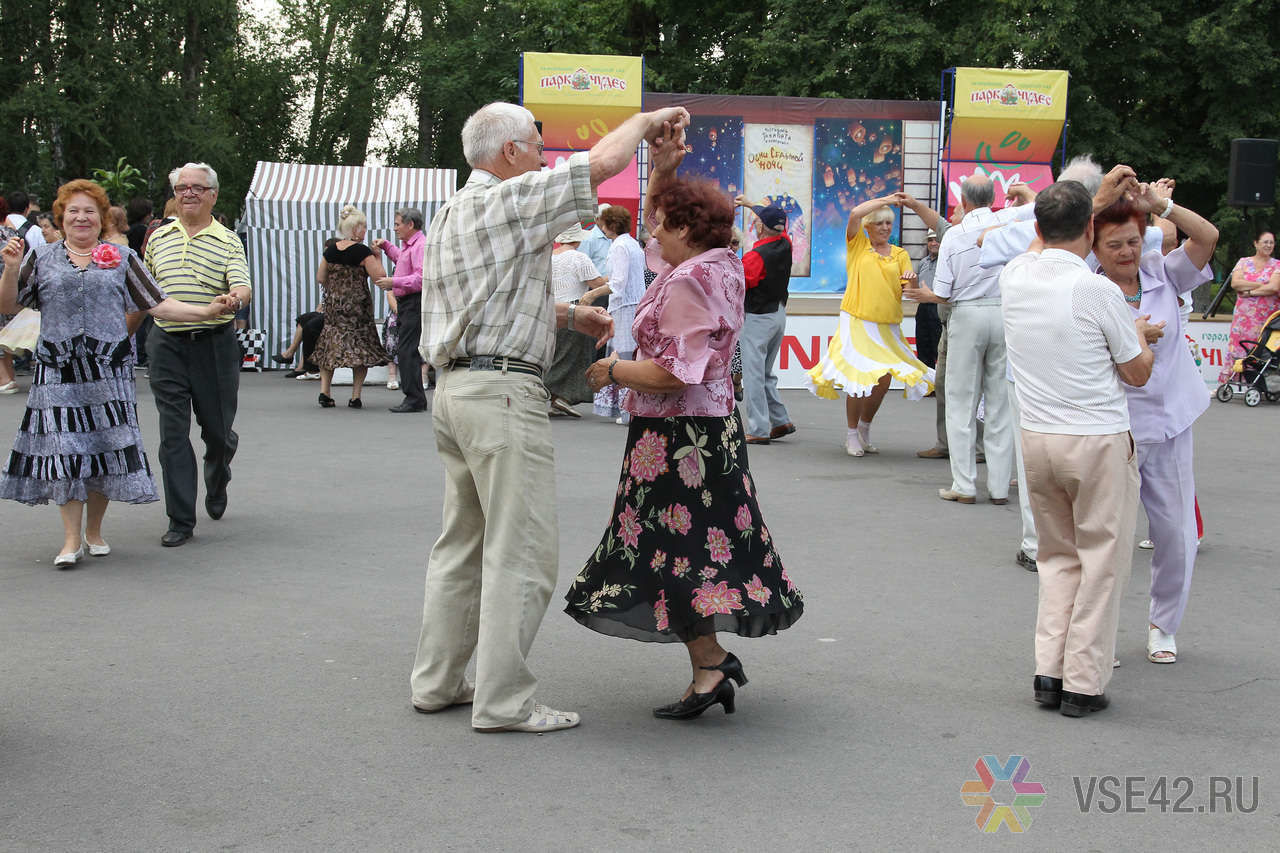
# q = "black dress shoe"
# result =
<box><xmin>161</xmin><ymin>529</ymin><xmax>193</xmax><ymax>547</ymax></box>
<box><xmin>1033</xmin><ymin>675</ymin><xmax>1063</xmax><ymax>707</ymax></box>
<box><xmin>348</xmin><ymin>398</ymin><xmax>362</xmax><ymax>409</ymax></box>
<box><xmin>285</xmin><ymin>369</ymin><xmax>304</xmax><ymax>379</ymax></box>
<box><xmin>1060</xmin><ymin>690</ymin><xmax>1109</xmax><ymax>717</ymax></box>
<box><xmin>653</xmin><ymin>679</ymin><xmax>736</xmax><ymax>720</ymax></box>
<box><xmin>318</xmin><ymin>393</ymin><xmax>336</xmax><ymax>408</ymax></box>
<box><xmin>271</xmin><ymin>353</ymin><xmax>291</xmax><ymax>364</ymax></box>
<box><xmin>206</xmin><ymin>488</ymin><xmax>227</xmax><ymax>520</ymax></box>
<box><xmin>389</xmin><ymin>402</ymin><xmax>427</xmax><ymax>413</ymax></box>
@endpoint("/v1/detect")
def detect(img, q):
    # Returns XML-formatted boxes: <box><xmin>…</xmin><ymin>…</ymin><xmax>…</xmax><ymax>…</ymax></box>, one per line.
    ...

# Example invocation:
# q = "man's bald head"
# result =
<box><xmin>961</xmin><ymin>174</ymin><xmax>995</xmax><ymax>211</ymax></box>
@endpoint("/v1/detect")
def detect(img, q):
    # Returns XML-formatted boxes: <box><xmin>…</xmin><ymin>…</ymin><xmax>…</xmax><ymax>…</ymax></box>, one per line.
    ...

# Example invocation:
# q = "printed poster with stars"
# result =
<box><xmin>743</xmin><ymin>124</ymin><xmax>813</xmax><ymax>277</ymax></box>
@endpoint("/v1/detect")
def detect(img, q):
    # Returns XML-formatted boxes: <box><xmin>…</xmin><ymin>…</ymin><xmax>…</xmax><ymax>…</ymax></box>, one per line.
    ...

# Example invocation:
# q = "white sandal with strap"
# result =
<box><xmin>1148</xmin><ymin>626</ymin><xmax>1177</xmax><ymax>664</ymax></box>
<box><xmin>476</xmin><ymin>703</ymin><xmax>580</xmax><ymax>733</ymax></box>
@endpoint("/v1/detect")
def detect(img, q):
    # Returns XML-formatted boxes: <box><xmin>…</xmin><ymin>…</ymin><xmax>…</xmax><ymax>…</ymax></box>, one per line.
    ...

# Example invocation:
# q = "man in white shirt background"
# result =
<box><xmin>4</xmin><ymin>191</ymin><xmax>46</xmax><ymax>251</ymax></box>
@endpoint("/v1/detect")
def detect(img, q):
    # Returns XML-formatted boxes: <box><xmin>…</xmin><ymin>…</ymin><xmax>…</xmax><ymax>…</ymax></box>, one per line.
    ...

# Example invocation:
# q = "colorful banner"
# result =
<box><xmin>950</xmin><ymin>68</ymin><xmax>1068</xmax><ymax>165</ymax></box>
<box><xmin>521</xmin><ymin>52</ymin><xmax>643</xmax><ymax>151</ymax></box>
<box><xmin>943</xmin><ymin>160</ymin><xmax>1055</xmax><ymax>211</ymax></box>
<box><xmin>743</xmin><ymin>124</ymin><xmax>814</xmax><ymax>276</ymax></box>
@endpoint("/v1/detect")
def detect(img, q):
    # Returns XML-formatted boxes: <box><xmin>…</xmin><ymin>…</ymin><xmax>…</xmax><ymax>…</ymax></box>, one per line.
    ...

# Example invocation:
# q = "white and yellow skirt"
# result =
<box><xmin>805</xmin><ymin>311</ymin><xmax>934</xmax><ymax>400</ymax></box>
<box><xmin>0</xmin><ymin>308</ymin><xmax>40</xmax><ymax>356</ymax></box>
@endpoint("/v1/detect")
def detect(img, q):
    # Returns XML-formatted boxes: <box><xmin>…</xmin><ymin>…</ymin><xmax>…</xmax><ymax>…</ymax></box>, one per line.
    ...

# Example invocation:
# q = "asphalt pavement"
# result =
<box><xmin>2</xmin><ymin>372</ymin><xmax>1277</xmax><ymax>851</ymax></box>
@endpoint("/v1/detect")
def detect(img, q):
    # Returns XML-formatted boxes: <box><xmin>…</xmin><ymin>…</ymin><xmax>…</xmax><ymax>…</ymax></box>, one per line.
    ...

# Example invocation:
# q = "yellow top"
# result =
<box><xmin>144</xmin><ymin>219</ymin><xmax>251</xmax><ymax>331</ymax></box>
<box><xmin>839</xmin><ymin>225</ymin><xmax>911</xmax><ymax>324</ymax></box>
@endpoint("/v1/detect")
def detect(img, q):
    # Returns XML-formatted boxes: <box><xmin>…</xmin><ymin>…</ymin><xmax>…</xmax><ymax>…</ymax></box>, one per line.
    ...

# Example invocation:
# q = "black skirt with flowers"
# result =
<box><xmin>565</xmin><ymin>412</ymin><xmax>804</xmax><ymax>643</ymax></box>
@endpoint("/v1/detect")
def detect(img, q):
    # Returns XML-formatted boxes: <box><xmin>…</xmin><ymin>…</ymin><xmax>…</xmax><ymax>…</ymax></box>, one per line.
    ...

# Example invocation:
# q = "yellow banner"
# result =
<box><xmin>522</xmin><ymin>53</ymin><xmax>643</xmax><ymax>109</ymax></box>
<box><xmin>954</xmin><ymin>68</ymin><xmax>1068</xmax><ymax>121</ymax></box>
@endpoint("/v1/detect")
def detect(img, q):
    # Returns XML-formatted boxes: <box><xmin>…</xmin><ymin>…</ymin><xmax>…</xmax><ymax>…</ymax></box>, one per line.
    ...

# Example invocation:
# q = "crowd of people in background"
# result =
<box><xmin>0</xmin><ymin>100</ymin><xmax>1264</xmax><ymax>732</ymax></box>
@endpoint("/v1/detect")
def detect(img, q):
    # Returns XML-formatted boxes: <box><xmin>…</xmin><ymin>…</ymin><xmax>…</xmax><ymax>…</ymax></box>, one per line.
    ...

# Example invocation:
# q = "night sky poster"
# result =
<box><xmin>744</xmin><ymin>124</ymin><xmax>813</xmax><ymax>277</ymax></box>
<box><xmin>679</xmin><ymin>116</ymin><xmax>744</xmax><ymax>196</ymax></box>
<box><xmin>809</xmin><ymin>119</ymin><xmax>904</xmax><ymax>292</ymax></box>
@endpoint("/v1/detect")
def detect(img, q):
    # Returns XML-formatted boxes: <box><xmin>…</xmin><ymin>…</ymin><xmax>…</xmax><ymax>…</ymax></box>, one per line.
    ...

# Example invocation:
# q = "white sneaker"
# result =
<box><xmin>476</xmin><ymin>703</ymin><xmax>580</xmax><ymax>733</ymax></box>
<box><xmin>1138</xmin><ymin>539</ymin><xmax>1154</xmax><ymax>550</ymax></box>
<box><xmin>386</xmin><ymin>380</ymin><xmax>400</xmax><ymax>391</ymax></box>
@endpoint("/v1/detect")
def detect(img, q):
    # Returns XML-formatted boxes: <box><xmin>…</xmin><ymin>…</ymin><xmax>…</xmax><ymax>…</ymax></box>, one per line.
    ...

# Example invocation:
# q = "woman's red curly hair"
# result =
<box><xmin>1092</xmin><ymin>197</ymin><xmax>1147</xmax><ymax>243</ymax></box>
<box><xmin>52</xmin><ymin>179</ymin><xmax>111</xmax><ymax>231</ymax></box>
<box><xmin>651</xmin><ymin>180</ymin><xmax>734</xmax><ymax>250</ymax></box>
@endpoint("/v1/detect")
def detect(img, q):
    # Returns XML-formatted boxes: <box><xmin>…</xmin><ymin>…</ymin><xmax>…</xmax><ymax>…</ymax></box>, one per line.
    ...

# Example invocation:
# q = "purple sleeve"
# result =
<box><xmin>1159</xmin><ymin>246</ymin><xmax>1213</xmax><ymax>296</ymax></box>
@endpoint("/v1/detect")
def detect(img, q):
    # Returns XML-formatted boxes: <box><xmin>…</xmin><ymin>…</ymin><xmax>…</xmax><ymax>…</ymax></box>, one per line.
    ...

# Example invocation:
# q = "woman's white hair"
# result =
<box><xmin>168</xmin><ymin>162</ymin><xmax>219</xmax><ymax>190</ymax></box>
<box><xmin>337</xmin><ymin>204</ymin><xmax>366</xmax><ymax>239</ymax></box>
<box><xmin>461</xmin><ymin>102</ymin><xmax>537</xmax><ymax>168</ymax></box>
<box><xmin>861</xmin><ymin>205</ymin><xmax>895</xmax><ymax>230</ymax></box>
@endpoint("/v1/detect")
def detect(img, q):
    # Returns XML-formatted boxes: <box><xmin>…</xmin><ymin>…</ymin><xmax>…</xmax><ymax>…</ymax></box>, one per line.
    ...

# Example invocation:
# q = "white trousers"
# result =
<box><xmin>410</xmin><ymin>367</ymin><xmax>559</xmax><ymax>728</ymax></box>
<box><xmin>1009</xmin><ymin>379</ymin><xmax>1038</xmax><ymax>558</ymax></box>
<box><xmin>943</xmin><ymin>301</ymin><xmax>1014</xmax><ymax>498</ymax></box>
<box><xmin>1138</xmin><ymin>426</ymin><xmax>1197</xmax><ymax>634</ymax></box>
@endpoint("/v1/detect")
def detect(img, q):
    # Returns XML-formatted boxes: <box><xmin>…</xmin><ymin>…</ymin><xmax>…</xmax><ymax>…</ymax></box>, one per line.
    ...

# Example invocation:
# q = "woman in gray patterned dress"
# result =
<box><xmin>0</xmin><ymin>180</ymin><xmax>232</xmax><ymax>568</ymax></box>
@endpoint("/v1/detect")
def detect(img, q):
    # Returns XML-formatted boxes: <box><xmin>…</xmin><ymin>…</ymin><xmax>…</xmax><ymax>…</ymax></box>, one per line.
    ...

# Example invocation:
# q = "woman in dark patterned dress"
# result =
<box><xmin>0</xmin><ymin>180</ymin><xmax>233</xmax><ymax>567</ymax></box>
<box><xmin>311</xmin><ymin>205</ymin><xmax>388</xmax><ymax>409</ymax></box>
<box><xmin>567</xmin><ymin>125</ymin><xmax>803</xmax><ymax>720</ymax></box>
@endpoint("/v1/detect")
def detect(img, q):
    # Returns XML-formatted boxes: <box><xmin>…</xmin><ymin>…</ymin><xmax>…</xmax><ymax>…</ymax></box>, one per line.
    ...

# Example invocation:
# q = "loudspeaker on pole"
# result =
<box><xmin>1227</xmin><ymin>138</ymin><xmax>1278</xmax><ymax>207</ymax></box>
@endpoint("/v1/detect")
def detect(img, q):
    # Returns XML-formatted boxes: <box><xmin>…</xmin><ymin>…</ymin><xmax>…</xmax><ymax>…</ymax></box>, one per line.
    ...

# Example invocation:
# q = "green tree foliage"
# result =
<box><xmin>1</xmin><ymin>0</ymin><xmax>1276</xmax><ymax>252</ymax></box>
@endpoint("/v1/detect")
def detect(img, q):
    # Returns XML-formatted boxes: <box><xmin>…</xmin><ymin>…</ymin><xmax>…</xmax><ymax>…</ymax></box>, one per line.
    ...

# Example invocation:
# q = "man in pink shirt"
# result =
<box><xmin>374</xmin><ymin>207</ymin><xmax>428</xmax><ymax>412</ymax></box>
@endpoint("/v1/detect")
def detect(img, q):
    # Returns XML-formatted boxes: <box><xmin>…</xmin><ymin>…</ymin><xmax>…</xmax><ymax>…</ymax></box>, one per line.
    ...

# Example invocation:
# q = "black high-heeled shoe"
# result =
<box><xmin>318</xmin><ymin>393</ymin><xmax>335</xmax><ymax>408</ymax></box>
<box><xmin>702</xmin><ymin>651</ymin><xmax>749</xmax><ymax>686</ymax></box>
<box><xmin>271</xmin><ymin>353</ymin><xmax>291</xmax><ymax>364</ymax></box>
<box><xmin>653</xmin><ymin>679</ymin><xmax>735</xmax><ymax>720</ymax></box>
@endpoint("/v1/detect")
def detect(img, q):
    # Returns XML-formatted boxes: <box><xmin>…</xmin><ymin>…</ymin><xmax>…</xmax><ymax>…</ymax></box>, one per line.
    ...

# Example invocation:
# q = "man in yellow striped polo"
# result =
<box><xmin>144</xmin><ymin>163</ymin><xmax>251</xmax><ymax>547</ymax></box>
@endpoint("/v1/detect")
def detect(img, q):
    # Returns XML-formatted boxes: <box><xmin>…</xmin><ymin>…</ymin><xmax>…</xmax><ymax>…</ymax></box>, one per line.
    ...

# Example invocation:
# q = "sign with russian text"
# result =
<box><xmin>521</xmin><ymin>52</ymin><xmax>643</xmax><ymax>151</ymax></box>
<box><xmin>744</xmin><ymin>123</ymin><xmax>814</xmax><ymax>276</ymax></box>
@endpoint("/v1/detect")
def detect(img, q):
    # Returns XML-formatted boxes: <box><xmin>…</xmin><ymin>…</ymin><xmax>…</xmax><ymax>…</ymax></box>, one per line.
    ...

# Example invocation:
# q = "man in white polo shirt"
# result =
<box><xmin>1001</xmin><ymin>180</ymin><xmax>1158</xmax><ymax>718</ymax></box>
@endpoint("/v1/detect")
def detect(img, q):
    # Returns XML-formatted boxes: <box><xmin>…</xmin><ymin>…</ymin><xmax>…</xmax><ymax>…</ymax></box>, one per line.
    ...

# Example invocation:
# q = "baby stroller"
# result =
<box><xmin>1216</xmin><ymin>309</ymin><xmax>1280</xmax><ymax>407</ymax></box>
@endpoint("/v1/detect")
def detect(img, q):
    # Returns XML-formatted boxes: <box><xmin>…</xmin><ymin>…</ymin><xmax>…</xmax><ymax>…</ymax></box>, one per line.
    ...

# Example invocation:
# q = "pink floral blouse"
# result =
<box><xmin>1220</xmin><ymin>256</ymin><xmax>1280</xmax><ymax>382</ymax></box>
<box><xmin>624</xmin><ymin>242</ymin><xmax>744</xmax><ymax>418</ymax></box>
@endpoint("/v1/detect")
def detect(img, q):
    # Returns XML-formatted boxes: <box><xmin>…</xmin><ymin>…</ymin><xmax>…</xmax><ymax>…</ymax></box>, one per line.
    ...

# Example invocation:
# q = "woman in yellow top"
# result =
<box><xmin>806</xmin><ymin>193</ymin><xmax>936</xmax><ymax>456</ymax></box>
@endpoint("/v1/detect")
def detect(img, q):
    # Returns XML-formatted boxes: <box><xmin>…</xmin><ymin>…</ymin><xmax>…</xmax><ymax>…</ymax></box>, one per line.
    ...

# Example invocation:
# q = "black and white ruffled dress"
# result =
<box><xmin>0</xmin><ymin>242</ymin><xmax>166</xmax><ymax>506</ymax></box>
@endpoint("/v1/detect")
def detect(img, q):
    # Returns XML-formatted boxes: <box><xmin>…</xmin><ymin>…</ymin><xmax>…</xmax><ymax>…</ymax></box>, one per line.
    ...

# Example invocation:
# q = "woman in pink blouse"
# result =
<box><xmin>1218</xmin><ymin>230</ymin><xmax>1279</xmax><ymax>382</ymax></box>
<box><xmin>565</xmin><ymin>123</ymin><xmax>803</xmax><ymax>721</ymax></box>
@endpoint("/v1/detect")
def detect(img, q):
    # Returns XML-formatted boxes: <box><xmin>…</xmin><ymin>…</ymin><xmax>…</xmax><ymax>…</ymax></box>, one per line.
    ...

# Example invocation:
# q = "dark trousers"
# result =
<box><xmin>147</xmin><ymin>325</ymin><xmax>241</xmax><ymax>533</ymax></box>
<box><xmin>394</xmin><ymin>293</ymin><xmax>426</xmax><ymax>408</ymax></box>
<box><xmin>915</xmin><ymin>303</ymin><xmax>941</xmax><ymax>368</ymax></box>
<box><xmin>134</xmin><ymin>316</ymin><xmax>154</xmax><ymax>366</ymax></box>
<box><xmin>298</xmin><ymin>311</ymin><xmax>325</xmax><ymax>373</ymax></box>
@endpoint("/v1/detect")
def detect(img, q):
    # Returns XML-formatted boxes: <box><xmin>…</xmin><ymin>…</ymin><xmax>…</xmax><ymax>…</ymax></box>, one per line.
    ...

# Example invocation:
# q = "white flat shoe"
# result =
<box><xmin>476</xmin><ymin>703</ymin><xmax>580</xmax><ymax>733</ymax></box>
<box><xmin>87</xmin><ymin>540</ymin><xmax>111</xmax><ymax>557</ymax></box>
<box><xmin>845</xmin><ymin>434</ymin><xmax>865</xmax><ymax>457</ymax></box>
<box><xmin>1138</xmin><ymin>538</ymin><xmax>1154</xmax><ymax>550</ymax></box>
<box><xmin>386</xmin><ymin>380</ymin><xmax>400</xmax><ymax>391</ymax></box>
<box><xmin>53</xmin><ymin>545</ymin><xmax>85</xmax><ymax>569</ymax></box>
<box><xmin>1148</xmin><ymin>626</ymin><xmax>1177</xmax><ymax>663</ymax></box>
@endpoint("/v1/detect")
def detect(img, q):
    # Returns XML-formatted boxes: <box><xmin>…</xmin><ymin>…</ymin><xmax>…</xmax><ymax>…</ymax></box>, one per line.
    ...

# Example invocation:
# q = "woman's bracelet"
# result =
<box><xmin>568</xmin><ymin>303</ymin><xmax>576</xmax><ymax>330</ymax></box>
<box><xmin>1157</xmin><ymin>198</ymin><xmax>1175</xmax><ymax>219</ymax></box>
<box><xmin>608</xmin><ymin>357</ymin><xmax>619</xmax><ymax>385</ymax></box>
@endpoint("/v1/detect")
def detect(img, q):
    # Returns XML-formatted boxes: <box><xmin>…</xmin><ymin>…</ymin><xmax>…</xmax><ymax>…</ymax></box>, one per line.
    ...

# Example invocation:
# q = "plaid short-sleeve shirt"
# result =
<box><xmin>420</xmin><ymin>152</ymin><xmax>595</xmax><ymax>369</ymax></box>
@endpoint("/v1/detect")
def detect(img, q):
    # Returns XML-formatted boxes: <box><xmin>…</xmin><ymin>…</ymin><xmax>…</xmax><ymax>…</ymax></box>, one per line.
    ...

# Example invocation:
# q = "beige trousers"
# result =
<box><xmin>1022</xmin><ymin>430</ymin><xmax>1139</xmax><ymax>696</ymax></box>
<box><xmin>409</xmin><ymin>367</ymin><xmax>558</xmax><ymax>728</ymax></box>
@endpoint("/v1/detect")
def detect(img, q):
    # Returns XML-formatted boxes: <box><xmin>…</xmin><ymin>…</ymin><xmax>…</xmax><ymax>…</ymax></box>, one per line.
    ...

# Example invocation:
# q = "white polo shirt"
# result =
<box><xmin>1000</xmin><ymin>249</ymin><xmax>1142</xmax><ymax>435</ymax></box>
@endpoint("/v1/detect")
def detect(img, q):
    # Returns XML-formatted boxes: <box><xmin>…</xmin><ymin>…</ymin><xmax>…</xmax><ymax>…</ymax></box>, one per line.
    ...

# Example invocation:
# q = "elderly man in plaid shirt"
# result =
<box><xmin>409</xmin><ymin>101</ymin><xmax>691</xmax><ymax>733</ymax></box>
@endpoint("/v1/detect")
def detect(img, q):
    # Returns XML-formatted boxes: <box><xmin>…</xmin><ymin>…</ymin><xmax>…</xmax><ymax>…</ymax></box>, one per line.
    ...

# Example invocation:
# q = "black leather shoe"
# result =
<box><xmin>206</xmin><ymin>488</ymin><xmax>227</xmax><ymax>520</ymax></box>
<box><xmin>1016</xmin><ymin>550</ymin><xmax>1038</xmax><ymax>573</ymax></box>
<box><xmin>653</xmin><ymin>679</ymin><xmax>736</xmax><ymax>720</ymax></box>
<box><xmin>1033</xmin><ymin>675</ymin><xmax>1062</xmax><ymax>707</ymax></box>
<box><xmin>348</xmin><ymin>398</ymin><xmax>362</xmax><ymax>409</ymax></box>
<box><xmin>702</xmin><ymin>651</ymin><xmax>749</xmax><ymax>686</ymax></box>
<box><xmin>1060</xmin><ymin>690</ymin><xmax>1109</xmax><ymax>717</ymax></box>
<box><xmin>161</xmin><ymin>529</ymin><xmax>193</xmax><ymax>547</ymax></box>
<box><xmin>318</xmin><ymin>393</ymin><xmax>336</xmax><ymax>408</ymax></box>
<box><xmin>284</xmin><ymin>369</ymin><xmax>304</xmax><ymax>379</ymax></box>
<box><xmin>271</xmin><ymin>353</ymin><xmax>291</xmax><ymax>364</ymax></box>
<box><xmin>389</xmin><ymin>402</ymin><xmax>427</xmax><ymax>413</ymax></box>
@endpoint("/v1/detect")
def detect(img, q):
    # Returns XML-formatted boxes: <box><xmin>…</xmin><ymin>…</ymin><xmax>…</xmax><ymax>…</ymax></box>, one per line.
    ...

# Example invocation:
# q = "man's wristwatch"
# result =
<box><xmin>568</xmin><ymin>303</ymin><xmax>576</xmax><ymax>330</ymax></box>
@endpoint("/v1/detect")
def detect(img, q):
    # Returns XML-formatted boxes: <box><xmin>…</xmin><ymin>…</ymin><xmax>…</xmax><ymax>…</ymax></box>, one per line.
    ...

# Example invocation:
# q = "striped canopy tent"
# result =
<box><xmin>239</xmin><ymin>161</ymin><xmax>457</xmax><ymax>356</ymax></box>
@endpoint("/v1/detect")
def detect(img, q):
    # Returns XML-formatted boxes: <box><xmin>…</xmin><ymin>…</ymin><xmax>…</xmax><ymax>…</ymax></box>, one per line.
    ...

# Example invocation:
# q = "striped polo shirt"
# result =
<box><xmin>144</xmin><ymin>218</ymin><xmax>251</xmax><ymax>332</ymax></box>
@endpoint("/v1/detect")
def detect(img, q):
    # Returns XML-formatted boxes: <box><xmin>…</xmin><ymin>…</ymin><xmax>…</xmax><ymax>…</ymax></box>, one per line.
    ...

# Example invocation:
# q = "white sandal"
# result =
<box><xmin>1148</xmin><ymin>626</ymin><xmax>1177</xmax><ymax>663</ymax></box>
<box><xmin>845</xmin><ymin>433</ymin><xmax>865</xmax><ymax>457</ymax></box>
<box><xmin>477</xmin><ymin>703</ymin><xmax>580</xmax><ymax>733</ymax></box>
